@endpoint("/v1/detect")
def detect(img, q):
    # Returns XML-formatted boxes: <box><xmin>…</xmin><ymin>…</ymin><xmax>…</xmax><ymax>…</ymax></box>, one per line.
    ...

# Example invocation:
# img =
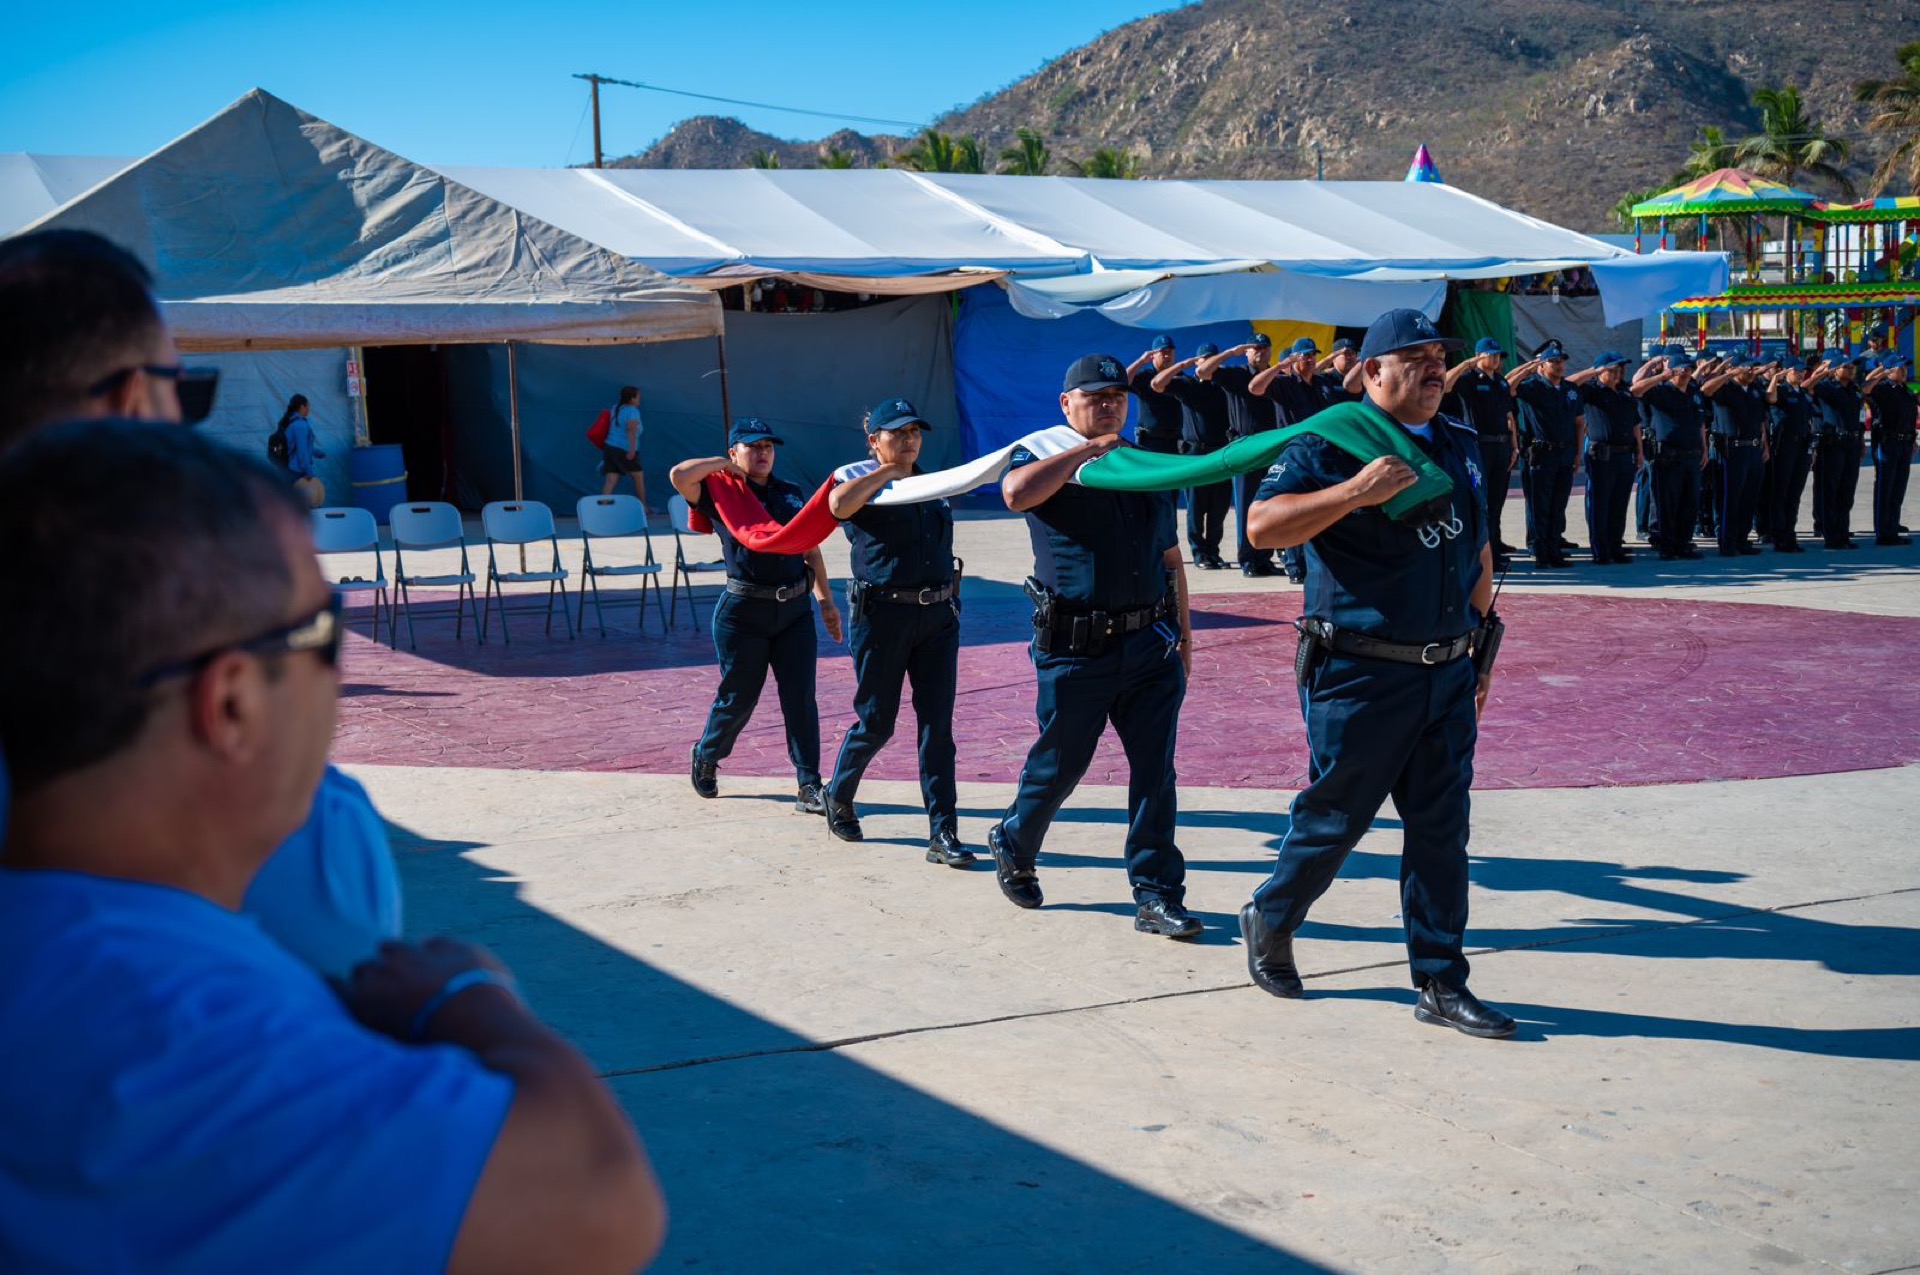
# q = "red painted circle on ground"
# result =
<box><xmin>332</xmin><ymin>594</ymin><xmax>1920</xmax><ymax>790</ymax></box>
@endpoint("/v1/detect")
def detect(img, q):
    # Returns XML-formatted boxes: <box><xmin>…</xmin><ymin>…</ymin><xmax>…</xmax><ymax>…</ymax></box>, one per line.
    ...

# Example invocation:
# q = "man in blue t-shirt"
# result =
<box><xmin>0</xmin><ymin>423</ymin><xmax>665</xmax><ymax>1274</ymax></box>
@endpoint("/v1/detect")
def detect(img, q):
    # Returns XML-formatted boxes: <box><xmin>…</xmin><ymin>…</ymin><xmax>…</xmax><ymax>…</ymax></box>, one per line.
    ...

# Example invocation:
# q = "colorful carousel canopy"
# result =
<box><xmin>1404</xmin><ymin>144</ymin><xmax>1444</xmax><ymax>184</ymax></box>
<box><xmin>1810</xmin><ymin>196</ymin><xmax>1920</xmax><ymax>225</ymax></box>
<box><xmin>1631</xmin><ymin>168</ymin><xmax>1820</xmax><ymax>219</ymax></box>
<box><xmin>1663</xmin><ymin>280</ymin><xmax>1920</xmax><ymax>314</ymax></box>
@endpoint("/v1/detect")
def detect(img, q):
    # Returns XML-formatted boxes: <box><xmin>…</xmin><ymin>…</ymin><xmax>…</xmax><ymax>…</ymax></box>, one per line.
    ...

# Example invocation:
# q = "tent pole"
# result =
<box><xmin>716</xmin><ymin>327</ymin><xmax>734</xmax><ymax>441</ymax></box>
<box><xmin>507</xmin><ymin>340</ymin><xmax>525</xmax><ymax>501</ymax></box>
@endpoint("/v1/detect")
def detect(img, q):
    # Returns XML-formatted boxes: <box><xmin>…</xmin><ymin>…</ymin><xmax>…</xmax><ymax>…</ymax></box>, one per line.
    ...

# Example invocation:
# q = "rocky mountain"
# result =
<box><xmin>616</xmin><ymin>0</ymin><xmax>1920</xmax><ymax>231</ymax></box>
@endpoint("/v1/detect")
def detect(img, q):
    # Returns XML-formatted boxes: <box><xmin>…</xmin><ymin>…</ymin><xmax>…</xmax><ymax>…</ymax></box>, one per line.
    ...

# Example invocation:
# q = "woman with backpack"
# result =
<box><xmin>597</xmin><ymin>385</ymin><xmax>653</xmax><ymax>517</ymax></box>
<box><xmin>274</xmin><ymin>395</ymin><xmax>326</xmax><ymax>507</ymax></box>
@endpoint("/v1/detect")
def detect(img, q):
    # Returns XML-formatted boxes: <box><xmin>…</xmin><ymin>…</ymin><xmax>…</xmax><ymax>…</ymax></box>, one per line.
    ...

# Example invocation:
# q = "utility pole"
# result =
<box><xmin>573</xmin><ymin>73</ymin><xmax>606</xmax><ymax>168</ymax></box>
<box><xmin>1312</xmin><ymin>140</ymin><xmax>1324</xmax><ymax>181</ymax></box>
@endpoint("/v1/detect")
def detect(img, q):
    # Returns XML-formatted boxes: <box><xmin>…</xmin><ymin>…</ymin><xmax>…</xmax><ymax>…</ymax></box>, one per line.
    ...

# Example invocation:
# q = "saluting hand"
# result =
<box><xmin>1346</xmin><ymin>455</ymin><xmax>1418</xmax><ymax>507</ymax></box>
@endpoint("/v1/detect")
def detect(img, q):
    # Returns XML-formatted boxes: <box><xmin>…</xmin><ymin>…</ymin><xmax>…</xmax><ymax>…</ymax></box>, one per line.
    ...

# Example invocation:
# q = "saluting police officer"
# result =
<box><xmin>1630</xmin><ymin>353</ymin><xmax>1710</xmax><ymax>560</ymax></box>
<box><xmin>1762</xmin><ymin>360</ymin><xmax>1817</xmax><ymax>552</ymax></box>
<box><xmin>673</xmin><ymin>419</ymin><xmax>843</xmax><ymax>810</ymax></box>
<box><xmin>1565</xmin><ymin>352</ymin><xmax>1643</xmax><ymax>564</ymax></box>
<box><xmin>822</xmin><ymin>398</ymin><xmax>974</xmax><ymax>867</ymax></box>
<box><xmin>1237</xmin><ymin>308</ymin><xmax>1514</xmax><ymax>1038</ymax></box>
<box><xmin>989</xmin><ymin>354</ymin><xmax>1200</xmax><ymax>940</ymax></box>
<box><xmin>1153</xmin><ymin>342</ymin><xmax>1233</xmax><ymax>569</ymax></box>
<box><xmin>1700</xmin><ymin>354</ymin><xmax>1770</xmax><ymax>556</ymax></box>
<box><xmin>1315</xmin><ymin>338</ymin><xmax>1364</xmax><ymax>407</ymax></box>
<box><xmin>1251</xmin><ymin>338</ymin><xmax>1328</xmax><ymax>583</ymax></box>
<box><xmin>1865</xmin><ymin>351</ymin><xmax>1916</xmax><ymax>546</ymax></box>
<box><xmin>1805</xmin><ymin>355</ymin><xmax>1866</xmax><ymax>549</ymax></box>
<box><xmin>1125</xmin><ymin>336</ymin><xmax>1187</xmax><ymax>456</ymax></box>
<box><xmin>1197</xmin><ymin>333</ymin><xmax>1280</xmax><ymax>576</ymax></box>
<box><xmin>1443</xmin><ymin>337</ymin><xmax>1519</xmax><ymax>568</ymax></box>
<box><xmin>1508</xmin><ymin>341</ymin><xmax>1583</xmax><ymax>567</ymax></box>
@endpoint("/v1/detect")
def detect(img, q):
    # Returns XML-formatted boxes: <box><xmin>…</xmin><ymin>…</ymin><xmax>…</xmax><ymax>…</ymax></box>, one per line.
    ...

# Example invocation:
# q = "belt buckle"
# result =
<box><xmin>1419</xmin><ymin>641</ymin><xmax>1446</xmax><ymax>665</ymax></box>
<box><xmin>916</xmin><ymin>586</ymin><xmax>936</xmax><ymax>605</ymax></box>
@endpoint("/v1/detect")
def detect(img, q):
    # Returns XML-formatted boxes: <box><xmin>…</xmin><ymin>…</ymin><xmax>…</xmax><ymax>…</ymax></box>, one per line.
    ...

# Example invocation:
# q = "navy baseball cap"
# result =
<box><xmin>1062</xmin><ymin>353</ymin><xmax>1132</xmax><ymax>393</ymax></box>
<box><xmin>1721</xmin><ymin>351</ymin><xmax>1749</xmax><ymax>368</ymax></box>
<box><xmin>1150</xmin><ymin>335</ymin><xmax>1174</xmax><ymax>352</ymax></box>
<box><xmin>1591</xmin><ymin>350</ymin><xmax>1630</xmax><ymax>369</ymax></box>
<box><xmin>865</xmin><ymin>397</ymin><xmax>928</xmax><ymax>434</ymax></box>
<box><xmin>1356</xmin><ymin>309</ymin><xmax>1463</xmax><ymax>362</ymax></box>
<box><xmin>1330</xmin><ymin>338</ymin><xmax>1357</xmax><ymax>353</ymax></box>
<box><xmin>1668</xmin><ymin>351</ymin><xmax>1697</xmax><ymax>369</ymax></box>
<box><xmin>1534</xmin><ymin>342</ymin><xmax>1568</xmax><ymax>362</ymax></box>
<box><xmin>1196</xmin><ymin>342</ymin><xmax>1219</xmax><ymax>358</ymax></box>
<box><xmin>1474</xmin><ymin>337</ymin><xmax>1506</xmax><ymax>356</ymax></box>
<box><xmin>1882</xmin><ymin>351</ymin><xmax>1909</xmax><ymax>370</ymax></box>
<box><xmin>1250</xmin><ymin>332</ymin><xmax>1272</xmax><ymax>349</ymax></box>
<box><xmin>1287</xmin><ymin>337</ymin><xmax>1320</xmax><ymax>356</ymax></box>
<box><xmin>728</xmin><ymin>417</ymin><xmax>783</xmax><ymax>447</ymax></box>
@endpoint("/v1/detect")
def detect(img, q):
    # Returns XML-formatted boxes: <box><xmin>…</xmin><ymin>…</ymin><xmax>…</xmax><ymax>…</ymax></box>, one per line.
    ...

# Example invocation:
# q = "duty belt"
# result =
<box><xmin>1586</xmin><ymin>444</ymin><xmax>1631</xmax><ymax>461</ymax></box>
<box><xmin>1298</xmin><ymin>617</ymin><xmax>1473</xmax><ymax>667</ymax></box>
<box><xmin>1027</xmin><ymin>582</ymin><xmax>1177</xmax><ymax>657</ymax></box>
<box><xmin>726</xmin><ymin>576</ymin><xmax>811</xmax><ymax>602</ymax></box>
<box><xmin>858</xmin><ymin>581</ymin><xmax>953</xmax><ymax>606</ymax></box>
<box><xmin>1881</xmin><ymin>432</ymin><xmax>1918</xmax><ymax>444</ymax></box>
<box><xmin>1726</xmin><ymin>438</ymin><xmax>1764</xmax><ymax>449</ymax></box>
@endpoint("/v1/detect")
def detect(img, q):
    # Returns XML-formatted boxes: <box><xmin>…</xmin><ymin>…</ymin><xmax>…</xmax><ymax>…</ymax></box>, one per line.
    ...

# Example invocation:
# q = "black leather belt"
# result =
<box><xmin>1055</xmin><ymin>596</ymin><xmax>1175</xmax><ymax>639</ymax></box>
<box><xmin>726</xmin><ymin>577</ymin><xmax>810</xmax><ymax>602</ymax></box>
<box><xmin>1586</xmin><ymin>444</ymin><xmax>1632</xmax><ymax>461</ymax></box>
<box><xmin>1300</xmin><ymin>618</ymin><xmax>1473</xmax><ymax>667</ymax></box>
<box><xmin>860</xmin><ymin>581</ymin><xmax>953</xmax><ymax>606</ymax></box>
<box><xmin>1727</xmin><ymin>438</ymin><xmax>1764</xmax><ymax>449</ymax></box>
<box><xmin>1881</xmin><ymin>433</ymin><xmax>1918</xmax><ymax>444</ymax></box>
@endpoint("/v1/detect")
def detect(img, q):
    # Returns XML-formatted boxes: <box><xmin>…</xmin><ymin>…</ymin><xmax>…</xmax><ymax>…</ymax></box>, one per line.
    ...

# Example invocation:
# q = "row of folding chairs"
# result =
<box><xmin>309</xmin><ymin>495</ymin><xmax>728</xmax><ymax>650</ymax></box>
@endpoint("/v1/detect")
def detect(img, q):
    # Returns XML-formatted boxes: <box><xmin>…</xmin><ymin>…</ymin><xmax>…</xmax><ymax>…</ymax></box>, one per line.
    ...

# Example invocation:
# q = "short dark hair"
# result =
<box><xmin>0</xmin><ymin>230</ymin><xmax>166</xmax><ymax>451</ymax></box>
<box><xmin>0</xmin><ymin>421</ymin><xmax>308</xmax><ymax>792</ymax></box>
<box><xmin>618</xmin><ymin>385</ymin><xmax>640</xmax><ymax>406</ymax></box>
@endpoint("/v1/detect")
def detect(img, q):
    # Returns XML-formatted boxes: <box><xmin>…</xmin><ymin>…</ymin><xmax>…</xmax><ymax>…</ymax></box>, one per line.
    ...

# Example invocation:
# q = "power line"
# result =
<box><xmin>576</xmin><ymin>72</ymin><xmax>931</xmax><ymax>132</ymax></box>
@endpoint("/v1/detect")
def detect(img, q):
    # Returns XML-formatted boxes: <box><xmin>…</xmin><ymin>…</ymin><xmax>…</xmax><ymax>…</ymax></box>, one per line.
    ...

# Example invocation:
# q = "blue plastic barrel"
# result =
<box><xmin>348</xmin><ymin>444</ymin><xmax>409</xmax><ymax>526</ymax></box>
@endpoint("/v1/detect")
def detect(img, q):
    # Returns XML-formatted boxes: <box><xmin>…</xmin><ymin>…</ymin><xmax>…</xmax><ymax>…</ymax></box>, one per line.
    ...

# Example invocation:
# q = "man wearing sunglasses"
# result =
<box><xmin>0</xmin><ymin>422</ymin><xmax>666</xmax><ymax>1273</ymax></box>
<box><xmin>0</xmin><ymin>227</ymin><xmax>396</xmax><ymax>980</ymax></box>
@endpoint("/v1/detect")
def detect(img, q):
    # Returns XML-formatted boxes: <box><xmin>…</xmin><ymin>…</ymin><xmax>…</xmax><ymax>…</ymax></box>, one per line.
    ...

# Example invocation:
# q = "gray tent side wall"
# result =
<box><xmin>446</xmin><ymin>295</ymin><xmax>959</xmax><ymax>509</ymax></box>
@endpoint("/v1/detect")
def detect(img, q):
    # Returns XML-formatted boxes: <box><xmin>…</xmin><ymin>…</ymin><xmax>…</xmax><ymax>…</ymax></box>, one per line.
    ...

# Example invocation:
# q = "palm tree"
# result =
<box><xmin>1856</xmin><ymin>42</ymin><xmax>1920</xmax><ymax>196</ymax></box>
<box><xmin>891</xmin><ymin>129</ymin><xmax>984</xmax><ymax>174</ymax></box>
<box><xmin>1611</xmin><ymin>187</ymin><xmax>1665</xmax><ymax>232</ymax></box>
<box><xmin>817</xmin><ymin>147</ymin><xmax>856</xmax><ymax>170</ymax></box>
<box><xmin>1679</xmin><ymin>126</ymin><xmax>1738</xmax><ymax>181</ymax></box>
<box><xmin>748</xmin><ymin>149</ymin><xmax>781</xmax><ymax>170</ymax></box>
<box><xmin>998</xmin><ymin>128</ymin><xmax>1051</xmax><ymax>176</ymax></box>
<box><xmin>1068</xmin><ymin>148</ymin><xmax>1140</xmax><ymax>180</ymax></box>
<box><xmin>1736</xmin><ymin>85</ymin><xmax>1854</xmax><ymax>197</ymax></box>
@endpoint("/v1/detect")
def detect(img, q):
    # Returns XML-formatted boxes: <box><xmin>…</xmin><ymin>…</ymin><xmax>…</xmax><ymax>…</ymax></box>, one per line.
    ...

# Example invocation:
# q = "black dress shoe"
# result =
<box><xmin>925</xmin><ymin>829</ymin><xmax>976</xmax><ymax>868</ymax></box>
<box><xmin>1135</xmin><ymin>897</ymin><xmax>1203</xmax><ymax>939</ymax></box>
<box><xmin>795</xmin><ymin>782</ymin><xmax>827</xmax><ymax>815</ymax></box>
<box><xmin>1557</xmin><ymin>536</ymin><xmax>1578</xmax><ymax>550</ymax></box>
<box><xmin>1738</xmin><ymin>544</ymin><xmax>1764</xmax><ymax>556</ymax></box>
<box><xmin>1414</xmin><ymin>983</ymin><xmax>1517</xmax><ymax>1039</ymax></box>
<box><xmin>1679</xmin><ymin>548</ymin><xmax>1704</xmax><ymax>560</ymax></box>
<box><xmin>1877</xmin><ymin>535</ymin><xmax>1913</xmax><ymax>546</ymax></box>
<box><xmin>690</xmin><ymin>748</ymin><xmax>718</xmax><ymax>799</ymax></box>
<box><xmin>987</xmin><ymin>824</ymin><xmax>1042</xmax><ymax>909</ymax></box>
<box><xmin>1239</xmin><ymin>904</ymin><xmax>1303</xmax><ymax>998</ymax></box>
<box><xmin>825</xmin><ymin>798</ymin><xmax>863</xmax><ymax>842</ymax></box>
<box><xmin>1241</xmin><ymin>560</ymin><xmax>1275</xmax><ymax>578</ymax></box>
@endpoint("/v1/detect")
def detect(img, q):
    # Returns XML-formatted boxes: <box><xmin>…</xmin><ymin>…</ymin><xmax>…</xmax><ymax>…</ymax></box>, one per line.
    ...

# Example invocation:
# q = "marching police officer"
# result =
<box><xmin>989</xmin><ymin>354</ymin><xmax>1200</xmax><ymax>940</ymax></box>
<box><xmin>1125</xmin><ymin>336</ymin><xmax>1187</xmax><ymax>456</ymax></box>
<box><xmin>1315</xmin><ymin>338</ymin><xmax>1363</xmax><ymax>406</ymax></box>
<box><xmin>1154</xmin><ymin>342</ymin><xmax>1233</xmax><ymax>569</ymax></box>
<box><xmin>1865</xmin><ymin>351</ymin><xmax>1916</xmax><ymax>546</ymax></box>
<box><xmin>1197</xmin><ymin>334</ymin><xmax>1280</xmax><ymax>575</ymax></box>
<box><xmin>1443</xmin><ymin>337</ymin><xmax>1519</xmax><ymax>567</ymax></box>
<box><xmin>1565</xmin><ymin>352</ymin><xmax>1643</xmax><ymax>564</ymax></box>
<box><xmin>1252</xmin><ymin>338</ymin><xmax>1329</xmax><ymax>583</ymax></box>
<box><xmin>822</xmin><ymin>398</ymin><xmax>974</xmax><ymax>867</ymax></box>
<box><xmin>1763</xmin><ymin>361</ymin><xmax>1817</xmax><ymax>552</ymax></box>
<box><xmin>1630</xmin><ymin>353</ymin><xmax>1710</xmax><ymax>560</ymax></box>
<box><xmin>1508</xmin><ymin>341</ymin><xmax>1583</xmax><ymax>567</ymax></box>
<box><xmin>1700</xmin><ymin>354</ymin><xmax>1769</xmax><ymax>556</ymax></box>
<box><xmin>1237</xmin><ymin>308</ymin><xmax>1513</xmax><ymax>1038</ymax></box>
<box><xmin>1806</xmin><ymin>355</ymin><xmax>1866</xmax><ymax>549</ymax></box>
<box><xmin>673</xmin><ymin>419</ymin><xmax>843</xmax><ymax>810</ymax></box>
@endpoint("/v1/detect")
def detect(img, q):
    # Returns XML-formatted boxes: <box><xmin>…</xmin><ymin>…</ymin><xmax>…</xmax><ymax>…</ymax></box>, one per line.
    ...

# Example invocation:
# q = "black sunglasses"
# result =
<box><xmin>87</xmin><ymin>364</ymin><xmax>221</xmax><ymax>425</ymax></box>
<box><xmin>137</xmin><ymin>593</ymin><xmax>343</xmax><ymax>689</ymax></box>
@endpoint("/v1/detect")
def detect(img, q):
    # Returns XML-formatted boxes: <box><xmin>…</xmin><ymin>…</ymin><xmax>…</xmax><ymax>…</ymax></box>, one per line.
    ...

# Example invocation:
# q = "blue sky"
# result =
<box><xmin>1</xmin><ymin>1</ymin><xmax>1176</xmax><ymax>165</ymax></box>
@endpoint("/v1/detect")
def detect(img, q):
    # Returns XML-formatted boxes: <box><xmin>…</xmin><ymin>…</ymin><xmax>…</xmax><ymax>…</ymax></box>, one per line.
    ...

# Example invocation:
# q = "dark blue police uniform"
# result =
<box><xmin>992</xmin><ymin>418</ymin><xmax>1188</xmax><ymax>920</ymax></box>
<box><xmin>1576</xmin><ymin>373</ymin><xmax>1641</xmax><ymax>564</ymax></box>
<box><xmin>1129</xmin><ymin>367</ymin><xmax>1186</xmax><ymax>456</ymax></box>
<box><xmin>1867</xmin><ymin>369</ymin><xmax>1916</xmax><ymax>545</ymax></box>
<box><xmin>1812</xmin><ymin>376</ymin><xmax>1865</xmax><ymax>548</ymax></box>
<box><xmin>1448</xmin><ymin>366</ymin><xmax>1517</xmax><ymax>558</ymax></box>
<box><xmin>1267</xmin><ymin>369</ymin><xmax>1327</xmax><ymax>583</ymax></box>
<box><xmin>1708</xmin><ymin>373</ymin><xmax>1768</xmax><ymax>555</ymax></box>
<box><xmin>1513</xmin><ymin>371</ymin><xmax>1584</xmax><ymax>566</ymax></box>
<box><xmin>826</xmin><ymin>464</ymin><xmax>963</xmax><ymax>844</ymax></box>
<box><xmin>1249</xmin><ymin>401</ymin><xmax>1489</xmax><ymax>991</ymax></box>
<box><xmin>1315</xmin><ymin>370</ymin><xmax>1362</xmax><ymax>407</ymax></box>
<box><xmin>693</xmin><ymin>460</ymin><xmax>822</xmax><ymax>788</ymax></box>
<box><xmin>1163</xmin><ymin>362</ymin><xmax>1233</xmax><ymax>566</ymax></box>
<box><xmin>1211</xmin><ymin>360</ymin><xmax>1279</xmax><ymax>572</ymax></box>
<box><xmin>1763</xmin><ymin>381</ymin><xmax>1816</xmax><ymax>550</ymax></box>
<box><xmin>1639</xmin><ymin>377</ymin><xmax>1708</xmax><ymax>559</ymax></box>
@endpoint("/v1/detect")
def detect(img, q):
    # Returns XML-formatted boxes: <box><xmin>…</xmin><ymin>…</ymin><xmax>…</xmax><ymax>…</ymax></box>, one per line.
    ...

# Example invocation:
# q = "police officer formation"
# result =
<box><xmin>673</xmin><ymin>309</ymin><xmax>1526</xmax><ymax>1040</ymax></box>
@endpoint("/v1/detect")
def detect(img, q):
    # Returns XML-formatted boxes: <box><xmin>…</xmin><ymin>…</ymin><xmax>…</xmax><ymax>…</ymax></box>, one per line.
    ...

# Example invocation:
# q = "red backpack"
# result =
<box><xmin>586</xmin><ymin>408</ymin><xmax>613</xmax><ymax>448</ymax></box>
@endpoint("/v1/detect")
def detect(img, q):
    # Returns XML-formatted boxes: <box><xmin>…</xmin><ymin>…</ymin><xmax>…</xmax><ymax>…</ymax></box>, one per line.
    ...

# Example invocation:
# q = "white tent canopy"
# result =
<box><xmin>16</xmin><ymin>90</ymin><xmax>722</xmax><ymax>352</ymax></box>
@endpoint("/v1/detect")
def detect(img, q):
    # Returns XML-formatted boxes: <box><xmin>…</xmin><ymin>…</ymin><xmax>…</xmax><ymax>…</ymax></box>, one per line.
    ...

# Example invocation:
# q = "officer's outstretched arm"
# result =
<box><xmin>1003</xmin><ymin>437</ymin><xmax>1120</xmax><ymax>511</ymax></box>
<box><xmin>1248</xmin><ymin>456</ymin><xmax>1416</xmax><ymax>549</ymax></box>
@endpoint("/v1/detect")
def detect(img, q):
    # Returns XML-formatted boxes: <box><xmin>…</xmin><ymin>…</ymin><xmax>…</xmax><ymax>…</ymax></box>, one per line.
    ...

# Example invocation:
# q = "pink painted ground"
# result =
<box><xmin>331</xmin><ymin>592</ymin><xmax>1920</xmax><ymax>790</ymax></box>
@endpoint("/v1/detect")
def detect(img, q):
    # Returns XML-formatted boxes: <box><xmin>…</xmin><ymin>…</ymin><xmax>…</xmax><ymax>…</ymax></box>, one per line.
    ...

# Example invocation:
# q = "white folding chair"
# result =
<box><xmin>668</xmin><ymin>494</ymin><xmax>728</xmax><ymax>630</ymax></box>
<box><xmin>575</xmin><ymin>494</ymin><xmax>668</xmax><ymax>637</ymax></box>
<box><xmin>481</xmin><ymin>500</ymin><xmax>573</xmax><ymax>643</ymax></box>
<box><xmin>310</xmin><ymin>507</ymin><xmax>390</xmax><ymax>644</ymax></box>
<box><xmin>388</xmin><ymin>501</ymin><xmax>482</xmax><ymax>649</ymax></box>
